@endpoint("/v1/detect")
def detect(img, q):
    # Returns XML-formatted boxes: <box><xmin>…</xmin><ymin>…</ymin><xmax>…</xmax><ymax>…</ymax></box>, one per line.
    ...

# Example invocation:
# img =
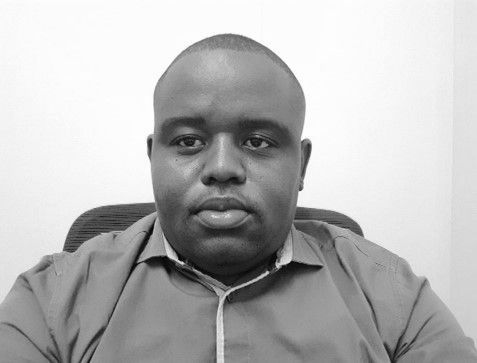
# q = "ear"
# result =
<box><xmin>299</xmin><ymin>139</ymin><xmax>312</xmax><ymax>191</ymax></box>
<box><xmin>147</xmin><ymin>134</ymin><xmax>154</xmax><ymax>160</ymax></box>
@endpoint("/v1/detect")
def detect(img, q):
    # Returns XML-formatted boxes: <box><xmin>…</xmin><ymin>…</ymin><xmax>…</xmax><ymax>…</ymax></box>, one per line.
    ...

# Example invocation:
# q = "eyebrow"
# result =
<box><xmin>157</xmin><ymin>116</ymin><xmax>206</xmax><ymax>135</ymax></box>
<box><xmin>157</xmin><ymin>116</ymin><xmax>293</xmax><ymax>140</ymax></box>
<box><xmin>236</xmin><ymin>118</ymin><xmax>292</xmax><ymax>138</ymax></box>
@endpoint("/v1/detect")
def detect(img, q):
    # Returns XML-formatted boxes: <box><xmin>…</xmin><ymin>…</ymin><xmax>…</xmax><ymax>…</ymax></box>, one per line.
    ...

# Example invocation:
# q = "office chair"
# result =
<box><xmin>63</xmin><ymin>203</ymin><xmax>363</xmax><ymax>253</ymax></box>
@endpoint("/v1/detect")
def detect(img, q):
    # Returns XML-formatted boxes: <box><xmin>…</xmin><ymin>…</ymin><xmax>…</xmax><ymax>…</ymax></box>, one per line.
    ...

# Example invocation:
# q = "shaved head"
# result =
<box><xmin>154</xmin><ymin>33</ymin><xmax>306</xmax><ymax>129</ymax></box>
<box><xmin>148</xmin><ymin>34</ymin><xmax>311</xmax><ymax>283</ymax></box>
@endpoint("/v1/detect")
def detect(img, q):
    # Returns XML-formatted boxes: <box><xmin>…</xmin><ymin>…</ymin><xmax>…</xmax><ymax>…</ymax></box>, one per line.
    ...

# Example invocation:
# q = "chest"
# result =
<box><xmin>86</xmin><ymin>265</ymin><xmax>391</xmax><ymax>363</ymax></box>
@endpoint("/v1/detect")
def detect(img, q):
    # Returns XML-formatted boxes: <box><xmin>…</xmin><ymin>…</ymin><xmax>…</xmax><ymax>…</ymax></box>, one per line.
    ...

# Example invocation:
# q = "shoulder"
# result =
<box><xmin>53</xmin><ymin>212</ymin><xmax>157</xmax><ymax>273</ymax></box>
<box><xmin>2</xmin><ymin>212</ymin><xmax>157</xmax><ymax>322</ymax></box>
<box><xmin>295</xmin><ymin>221</ymin><xmax>477</xmax><ymax>360</ymax></box>
<box><xmin>315</xmin><ymin>222</ymin><xmax>422</xmax><ymax>315</ymax></box>
<box><xmin>308</xmin><ymin>222</ymin><xmax>423</xmax><ymax>295</ymax></box>
<box><xmin>294</xmin><ymin>220</ymin><xmax>427</xmax><ymax>339</ymax></box>
<box><xmin>294</xmin><ymin>219</ymin><xmax>402</xmax><ymax>273</ymax></box>
<box><xmin>296</xmin><ymin>220</ymin><xmax>422</xmax><ymax>295</ymax></box>
<box><xmin>0</xmin><ymin>213</ymin><xmax>158</xmax><ymax>360</ymax></box>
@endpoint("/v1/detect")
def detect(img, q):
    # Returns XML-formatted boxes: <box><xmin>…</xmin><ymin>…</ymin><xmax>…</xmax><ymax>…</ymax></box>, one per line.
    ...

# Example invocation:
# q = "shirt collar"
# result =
<box><xmin>136</xmin><ymin>217</ymin><xmax>324</xmax><ymax>268</ymax></box>
<box><xmin>290</xmin><ymin>224</ymin><xmax>324</xmax><ymax>267</ymax></box>
<box><xmin>136</xmin><ymin>218</ymin><xmax>167</xmax><ymax>263</ymax></box>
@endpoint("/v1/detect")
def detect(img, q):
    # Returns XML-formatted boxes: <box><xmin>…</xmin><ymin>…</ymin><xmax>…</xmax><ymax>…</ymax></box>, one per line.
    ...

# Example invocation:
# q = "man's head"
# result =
<box><xmin>147</xmin><ymin>34</ymin><xmax>311</xmax><ymax>284</ymax></box>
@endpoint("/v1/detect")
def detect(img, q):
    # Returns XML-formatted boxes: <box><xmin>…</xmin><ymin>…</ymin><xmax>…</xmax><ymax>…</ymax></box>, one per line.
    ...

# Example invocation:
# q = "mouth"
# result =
<box><xmin>194</xmin><ymin>197</ymin><xmax>251</xmax><ymax>230</ymax></box>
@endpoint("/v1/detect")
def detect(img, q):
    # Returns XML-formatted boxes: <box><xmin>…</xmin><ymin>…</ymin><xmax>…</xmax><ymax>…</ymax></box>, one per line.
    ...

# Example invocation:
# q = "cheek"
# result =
<box><xmin>255</xmin><ymin>157</ymin><xmax>301</xmax><ymax>191</ymax></box>
<box><xmin>251</xmin><ymin>159</ymin><xmax>301</xmax><ymax>213</ymax></box>
<box><xmin>151</xmin><ymin>156</ymin><xmax>202</xmax><ymax>205</ymax></box>
<box><xmin>151</xmin><ymin>162</ymin><xmax>182</xmax><ymax>199</ymax></box>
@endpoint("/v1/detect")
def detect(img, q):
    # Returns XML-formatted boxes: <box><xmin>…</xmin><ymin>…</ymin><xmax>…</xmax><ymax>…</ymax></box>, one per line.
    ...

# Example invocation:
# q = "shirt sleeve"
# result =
<box><xmin>0</xmin><ymin>254</ymin><xmax>62</xmax><ymax>363</ymax></box>
<box><xmin>393</xmin><ymin>257</ymin><xmax>477</xmax><ymax>362</ymax></box>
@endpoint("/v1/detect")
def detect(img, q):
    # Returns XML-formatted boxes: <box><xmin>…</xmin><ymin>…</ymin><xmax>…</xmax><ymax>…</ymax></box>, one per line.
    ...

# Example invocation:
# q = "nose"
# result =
<box><xmin>200</xmin><ymin>135</ymin><xmax>246</xmax><ymax>186</ymax></box>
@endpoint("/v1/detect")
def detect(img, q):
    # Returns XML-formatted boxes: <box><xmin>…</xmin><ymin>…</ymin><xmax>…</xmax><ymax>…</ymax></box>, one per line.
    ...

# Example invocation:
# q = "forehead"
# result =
<box><xmin>154</xmin><ymin>49</ymin><xmax>304</xmax><ymax>136</ymax></box>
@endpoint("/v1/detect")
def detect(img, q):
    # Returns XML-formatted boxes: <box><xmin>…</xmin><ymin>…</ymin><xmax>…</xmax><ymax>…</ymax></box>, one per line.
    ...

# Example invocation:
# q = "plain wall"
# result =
<box><xmin>452</xmin><ymin>0</ymin><xmax>477</xmax><ymax>343</ymax></box>
<box><xmin>1</xmin><ymin>0</ymin><xmax>472</xmax><ymax>340</ymax></box>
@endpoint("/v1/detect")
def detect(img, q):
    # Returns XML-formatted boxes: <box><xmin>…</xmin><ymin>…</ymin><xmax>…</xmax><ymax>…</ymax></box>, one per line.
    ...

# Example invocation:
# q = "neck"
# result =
<box><xmin>205</xmin><ymin>255</ymin><xmax>275</xmax><ymax>287</ymax></box>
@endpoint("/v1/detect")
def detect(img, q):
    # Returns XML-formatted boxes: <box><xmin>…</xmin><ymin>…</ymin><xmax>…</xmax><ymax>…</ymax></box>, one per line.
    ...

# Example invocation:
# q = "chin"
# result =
<box><xmin>192</xmin><ymin>235</ymin><xmax>263</xmax><ymax>265</ymax></box>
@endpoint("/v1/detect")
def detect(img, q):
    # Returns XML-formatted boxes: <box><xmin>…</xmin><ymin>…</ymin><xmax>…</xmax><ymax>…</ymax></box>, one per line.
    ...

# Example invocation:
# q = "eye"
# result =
<box><xmin>175</xmin><ymin>136</ymin><xmax>205</xmax><ymax>148</ymax></box>
<box><xmin>243</xmin><ymin>136</ymin><xmax>272</xmax><ymax>150</ymax></box>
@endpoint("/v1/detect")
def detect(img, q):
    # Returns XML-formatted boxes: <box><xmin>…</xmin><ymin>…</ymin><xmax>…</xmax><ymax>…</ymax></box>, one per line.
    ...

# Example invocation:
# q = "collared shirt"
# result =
<box><xmin>0</xmin><ymin>213</ymin><xmax>476</xmax><ymax>362</ymax></box>
<box><xmin>161</xmin><ymin>230</ymin><xmax>293</xmax><ymax>363</ymax></box>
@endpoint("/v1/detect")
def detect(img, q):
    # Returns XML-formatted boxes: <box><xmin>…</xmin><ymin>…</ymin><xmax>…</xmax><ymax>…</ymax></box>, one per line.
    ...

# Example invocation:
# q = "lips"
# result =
<box><xmin>194</xmin><ymin>197</ymin><xmax>251</xmax><ymax>229</ymax></box>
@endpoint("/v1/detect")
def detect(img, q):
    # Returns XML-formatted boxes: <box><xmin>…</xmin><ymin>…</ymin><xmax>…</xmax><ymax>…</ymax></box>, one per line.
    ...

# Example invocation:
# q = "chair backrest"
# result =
<box><xmin>63</xmin><ymin>203</ymin><xmax>363</xmax><ymax>253</ymax></box>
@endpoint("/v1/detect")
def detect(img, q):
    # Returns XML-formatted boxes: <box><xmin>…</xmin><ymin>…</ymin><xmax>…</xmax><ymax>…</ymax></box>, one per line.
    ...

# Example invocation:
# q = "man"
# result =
<box><xmin>0</xmin><ymin>34</ymin><xmax>476</xmax><ymax>362</ymax></box>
